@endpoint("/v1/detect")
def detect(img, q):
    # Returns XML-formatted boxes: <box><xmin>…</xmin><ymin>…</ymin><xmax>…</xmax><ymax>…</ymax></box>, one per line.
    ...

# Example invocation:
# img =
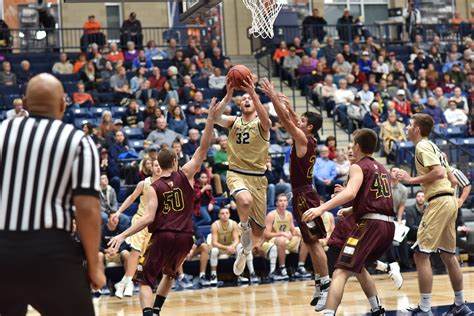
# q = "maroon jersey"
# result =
<box><xmin>289</xmin><ymin>135</ymin><xmax>317</xmax><ymax>188</ymax></box>
<box><xmin>352</xmin><ymin>157</ymin><xmax>394</xmax><ymax>221</ymax></box>
<box><xmin>148</xmin><ymin>171</ymin><xmax>194</xmax><ymax>234</ymax></box>
<box><xmin>328</xmin><ymin>215</ymin><xmax>356</xmax><ymax>249</ymax></box>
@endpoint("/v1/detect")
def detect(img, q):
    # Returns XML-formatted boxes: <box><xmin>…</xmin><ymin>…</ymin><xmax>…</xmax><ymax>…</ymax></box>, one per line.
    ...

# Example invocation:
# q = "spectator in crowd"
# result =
<box><xmin>316</xmin><ymin>74</ymin><xmax>337</xmax><ymax>117</ymax></box>
<box><xmin>82</xmin><ymin>15</ymin><xmax>105</xmax><ymax>49</ymax></box>
<box><xmin>332</xmin><ymin>53</ymin><xmax>352</xmax><ymax>76</ymax></box>
<box><xmin>358</xmin><ymin>51</ymin><xmax>372</xmax><ymax>75</ymax></box>
<box><xmin>158</xmin><ymin>80</ymin><xmax>179</xmax><ymax>105</ymax></box>
<box><xmin>347</xmin><ymin>95</ymin><xmax>366</xmax><ymax>129</ymax></box>
<box><xmin>392</xmin><ymin>89</ymin><xmax>412</xmax><ymax>123</ymax></box>
<box><xmin>165</xmin><ymin>38</ymin><xmax>178</xmax><ymax>60</ymax></box>
<box><xmin>213</xmin><ymin>135</ymin><xmax>229</xmax><ymax>186</ymax></box>
<box><xmin>106</xmin><ymin>42</ymin><xmax>125</xmax><ymax>65</ymax></box>
<box><xmin>79</xmin><ymin>60</ymin><xmax>99</xmax><ymax>91</ymax></box>
<box><xmin>380</xmin><ymin>112</ymin><xmax>407</xmax><ymax>163</ymax></box>
<box><xmin>52</xmin><ymin>53</ymin><xmax>73</xmax><ymax>75</ymax></box>
<box><xmin>451</xmin><ymin>86</ymin><xmax>469</xmax><ymax>113</ymax></box>
<box><xmin>441</xmin><ymin>73</ymin><xmax>456</xmax><ymax>94</ymax></box>
<box><xmin>433</xmin><ymin>86</ymin><xmax>449</xmax><ymax>110</ymax></box>
<box><xmin>6</xmin><ymin>98</ymin><xmax>28</xmax><ymax>119</ymax></box>
<box><xmin>99</xmin><ymin>148</ymin><xmax>120</xmax><ymax>196</ymax></box>
<box><xmin>444</xmin><ymin>99</ymin><xmax>468</xmax><ymax>126</ymax></box>
<box><xmin>210</xmin><ymin>47</ymin><xmax>225</xmax><ymax>69</ymax></box>
<box><xmin>73</xmin><ymin>82</ymin><xmax>94</xmax><ymax>107</ymax></box>
<box><xmin>120</xmin><ymin>12</ymin><xmax>142</xmax><ymax>48</ymax></box>
<box><xmin>334</xmin><ymin>79</ymin><xmax>354</xmax><ymax>126</ymax></box>
<box><xmin>187</xmin><ymin>103</ymin><xmax>208</xmax><ymax>132</ymax></box>
<box><xmin>282</xmin><ymin>47</ymin><xmax>301</xmax><ymax>76</ymax></box>
<box><xmin>124</xmin><ymin>41</ymin><xmax>139</xmax><ymax>66</ymax></box>
<box><xmin>145</xmin><ymin>40</ymin><xmax>167</xmax><ymax>61</ymax></box>
<box><xmin>273</xmin><ymin>41</ymin><xmax>290</xmax><ymax>67</ymax></box>
<box><xmin>99</xmin><ymin>174</ymin><xmax>119</xmax><ymax>215</ymax></box>
<box><xmin>100</xmin><ymin>60</ymin><xmax>115</xmax><ymax>89</ymax></box>
<box><xmin>183</xmin><ymin>128</ymin><xmax>200</xmax><ymax>156</ymax></box>
<box><xmin>405</xmin><ymin>60</ymin><xmax>418</xmax><ymax>86</ymax></box>
<box><xmin>171</xmin><ymin>49</ymin><xmax>185</xmax><ymax>70</ymax></box>
<box><xmin>341</xmin><ymin>43</ymin><xmax>357</xmax><ymax>64</ymax></box>
<box><xmin>313</xmin><ymin>145</ymin><xmax>337</xmax><ymax>201</ymax></box>
<box><xmin>184</xmin><ymin>38</ymin><xmax>201</xmax><ymax>59</ymax></box>
<box><xmin>405</xmin><ymin>190</ymin><xmax>425</xmax><ymax>245</ymax></box>
<box><xmin>403</xmin><ymin>0</ymin><xmax>422</xmax><ymax>41</ymax></box>
<box><xmin>325</xmin><ymin>136</ymin><xmax>337</xmax><ymax>160</ymax></box>
<box><xmin>209</xmin><ymin>67</ymin><xmax>226</xmax><ymax>90</ymax></box>
<box><xmin>169</xmin><ymin>105</ymin><xmax>189</xmax><ymax>136</ymax></box>
<box><xmin>323</xmin><ymin>36</ymin><xmax>341</xmax><ymax>65</ymax></box>
<box><xmin>146</xmin><ymin>116</ymin><xmax>182</xmax><ymax>147</ymax></box>
<box><xmin>358</xmin><ymin>82</ymin><xmax>374</xmax><ymax>109</ymax></box>
<box><xmin>73</xmin><ymin>53</ymin><xmax>87</xmax><ymax>74</ymax></box>
<box><xmin>413</xmin><ymin>51</ymin><xmax>431</xmax><ymax>72</ymax></box>
<box><xmin>390</xmin><ymin>166</ymin><xmax>408</xmax><ymax>225</ymax></box>
<box><xmin>423</xmin><ymin>96</ymin><xmax>447</xmax><ymax>126</ymax></box>
<box><xmin>183</xmin><ymin>223</ymin><xmax>211</xmax><ymax>287</ymax></box>
<box><xmin>334</xmin><ymin>149</ymin><xmax>350</xmax><ymax>183</ymax></box>
<box><xmin>442</xmin><ymin>53</ymin><xmax>461</xmax><ymax>73</ymax></box>
<box><xmin>121</xmin><ymin>99</ymin><xmax>143</xmax><ymax>128</ymax></box>
<box><xmin>148</xmin><ymin>67</ymin><xmax>166</xmax><ymax>91</ymax></box>
<box><xmin>410</xmin><ymin>94</ymin><xmax>424</xmax><ymax>114</ymax></box>
<box><xmin>172</xmin><ymin>140</ymin><xmax>190</xmax><ymax>167</ymax></box>
<box><xmin>83</xmin><ymin>14</ymin><xmax>102</xmax><ymax>35</ymax></box>
<box><xmin>449</xmin><ymin>63</ymin><xmax>467</xmax><ymax>87</ymax></box>
<box><xmin>167</xmin><ymin>65</ymin><xmax>182</xmax><ymax>90</ymax></box>
<box><xmin>413</xmin><ymin>79</ymin><xmax>433</xmax><ymax>104</ymax></box>
<box><xmin>142</xmin><ymin>97</ymin><xmax>158</xmax><ymax>121</ymax></box>
<box><xmin>132</xmin><ymin>50</ymin><xmax>153</xmax><ymax>71</ymax></box>
<box><xmin>110</xmin><ymin>66</ymin><xmax>133</xmax><ymax>101</ymax></box>
<box><xmin>336</xmin><ymin>8</ymin><xmax>358</xmax><ymax>42</ymax></box>
<box><xmin>17</xmin><ymin>60</ymin><xmax>33</xmax><ymax>87</ymax></box>
<box><xmin>352</xmin><ymin>63</ymin><xmax>367</xmax><ymax>85</ymax></box>
<box><xmin>130</xmin><ymin>66</ymin><xmax>146</xmax><ymax>93</ymax></box>
<box><xmin>99</xmin><ymin>110</ymin><xmax>114</xmax><ymax>138</ymax></box>
<box><xmin>362</xmin><ymin>102</ymin><xmax>381</xmax><ymax>132</ymax></box>
<box><xmin>193</xmin><ymin>172</ymin><xmax>219</xmax><ymax>226</ymax></box>
<box><xmin>266</xmin><ymin>155</ymin><xmax>292</xmax><ymax>208</ymax></box>
<box><xmin>180</xmin><ymin>75</ymin><xmax>197</xmax><ymax>103</ymax></box>
<box><xmin>201</xmin><ymin>58</ymin><xmax>215</xmax><ymax>79</ymax></box>
<box><xmin>136</xmin><ymin>80</ymin><xmax>159</xmax><ymax>104</ymax></box>
<box><xmin>302</xmin><ymin>8</ymin><xmax>327</xmax><ymax>43</ymax></box>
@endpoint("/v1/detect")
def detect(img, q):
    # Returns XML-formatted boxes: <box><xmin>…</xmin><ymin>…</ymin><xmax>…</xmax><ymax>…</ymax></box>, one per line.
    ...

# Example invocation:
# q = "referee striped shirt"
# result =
<box><xmin>452</xmin><ymin>167</ymin><xmax>471</xmax><ymax>198</ymax></box>
<box><xmin>0</xmin><ymin>116</ymin><xmax>100</xmax><ymax>232</ymax></box>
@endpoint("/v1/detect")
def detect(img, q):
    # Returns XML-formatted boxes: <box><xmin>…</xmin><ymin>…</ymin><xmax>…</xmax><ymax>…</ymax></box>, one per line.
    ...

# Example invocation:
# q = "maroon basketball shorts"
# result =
<box><xmin>336</xmin><ymin>219</ymin><xmax>395</xmax><ymax>273</ymax></box>
<box><xmin>292</xmin><ymin>185</ymin><xmax>326</xmax><ymax>244</ymax></box>
<box><xmin>136</xmin><ymin>231</ymin><xmax>193</xmax><ymax>287</ymax></box>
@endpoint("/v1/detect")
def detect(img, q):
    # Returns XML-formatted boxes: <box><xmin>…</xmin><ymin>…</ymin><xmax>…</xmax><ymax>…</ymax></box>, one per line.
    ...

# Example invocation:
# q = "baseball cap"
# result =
<box><xmin>397</xmin><ymin>89</ymin><xmax>405</xmax><ymax>95</ymax></box>
<box><xmin>148</xmin><ymin>145</ymin><xmax>158</xmax><ymax>152</ymax></box>
<box><xmin>289</xmin><ymin>47</ymin><xmax>296</xmax><ymax>51</ymax></box>
<box><xmin>114</xmin><ymin>119</ymin><xmax>123</xmax><ymax>125</ymax></box>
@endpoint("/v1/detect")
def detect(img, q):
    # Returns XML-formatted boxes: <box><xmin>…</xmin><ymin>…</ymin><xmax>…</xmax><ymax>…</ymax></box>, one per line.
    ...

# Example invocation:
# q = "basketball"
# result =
<box><xmin>227</xmin><ymin>65</ymin><xmax>252</xmax><ymax>90</ymax></box>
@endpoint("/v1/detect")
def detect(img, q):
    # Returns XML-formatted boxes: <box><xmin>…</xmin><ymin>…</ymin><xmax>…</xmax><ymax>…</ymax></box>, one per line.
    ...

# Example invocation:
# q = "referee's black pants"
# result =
<box><xmin>0</xmin><ymin>230</ymin><xmax>94</xmax><ymax>316</ymax></box>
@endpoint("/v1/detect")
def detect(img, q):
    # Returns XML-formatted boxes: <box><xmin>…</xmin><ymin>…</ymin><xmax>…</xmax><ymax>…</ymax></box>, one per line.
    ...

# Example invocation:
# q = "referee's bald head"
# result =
<box><xmin>24</xmin><ymin>73</ymin><xmax>66</xmax><ymax>119</ymax></box>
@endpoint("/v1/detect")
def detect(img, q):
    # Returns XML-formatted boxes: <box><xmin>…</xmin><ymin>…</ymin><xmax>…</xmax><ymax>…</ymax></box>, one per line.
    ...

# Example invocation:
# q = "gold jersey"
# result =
<box><xmin>321</xmin><ymin>212</ymin><xmax>332</xmax><ymax>232</ymax></box>
<box><xmin>271</xmin><ymin>210</ymin><xmax>292</xmax><ymax>233</ymax></box>
<box><xmin>137</xmin><ymin>177</ymin><xmax>153</xmax><ymax>217</ymax></box>
<box><xmin>216</xmin><ymin>219</ymin><xmax>236</xmax><ymax>246</ymax></box>
<box><xmin>227</xmin><ymin>117</ymin><xmax>269</xmax><ymax>174</ymax></box>
<box><xmin>415</xmin><ymin>139</ymin><xmax>454</xmax><ymax>200</ymax></box>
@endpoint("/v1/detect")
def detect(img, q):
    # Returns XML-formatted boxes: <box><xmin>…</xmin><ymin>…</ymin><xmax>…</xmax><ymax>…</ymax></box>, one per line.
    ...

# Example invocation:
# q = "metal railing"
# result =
<box><xmin>0</xmin><ymin>26</ymin><xmax>211</xmax><ymax>53</ymax></box>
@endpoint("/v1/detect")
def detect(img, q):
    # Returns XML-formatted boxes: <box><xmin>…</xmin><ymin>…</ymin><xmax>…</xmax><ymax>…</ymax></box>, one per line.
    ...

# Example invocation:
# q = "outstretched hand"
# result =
<box><xmin>240</xmin><ymin>75</ymin><xmax>256</xmax><ymax>94</ymax></box>
<box><xmin>225</xmin><ymin>77</ymin><xmax>235</xmax><ymax>97</ymax></box>
<box><xmin>208</xmin><ymin>97</ymin><xmax>223</xmax><ymax>121</ymax></box>
<box><xmin>302</xmin><ymin>206</ymin><xmax>324</xmax><ymax>223</ymax></box>
<box><xmin>259</xmin><ymin>77</ymin><xmax>276</xmax><ymax>97</ymax></box>
<box><xmin>107</xmin><ymin>234</ymin><xmax>125</xmax><ymax>253</ymax></box>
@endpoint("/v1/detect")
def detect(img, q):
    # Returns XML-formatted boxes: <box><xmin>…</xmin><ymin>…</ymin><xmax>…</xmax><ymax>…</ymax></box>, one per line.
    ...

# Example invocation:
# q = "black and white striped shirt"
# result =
<box><xmin>452</xmin><ymin>167</ymin><xmax>471</xmax><ymax>198</ymax></box>
<box><xmin>0</xmin><ymin>116</ymin><xmax>100</xmax><ymax>232</ymax></box>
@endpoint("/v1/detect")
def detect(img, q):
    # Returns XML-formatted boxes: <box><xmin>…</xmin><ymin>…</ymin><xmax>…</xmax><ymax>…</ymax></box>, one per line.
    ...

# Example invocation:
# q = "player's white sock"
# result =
<box><xmin>368</xmin><ymin>296</ymin><xmax>381</xmax><ymax>311</ymax></box>
<box><xmin>199</xmin><ymin>272</ymin><xmax>205</xmax><ymax>278</ymax></box>
<box><xmin>454</xmin><ymin>290</ymin><xmax>465</xmax><ymax>306</ymax></box>
<box><xmin>320</xmin><ymin>275</ymin><xmax>330</xmax><ymax>285</ymax></box>
<box><xmin>246</xmin><ymin>253</ymin><xmax>255</xmax><ymax>274</ymax></box>
<box><xmin>375</xmin><ymin>261</ymin><xmax>389</xmax><ymax>272</ymax></box>
<box><xmin>420</xmin><ymin>293</ymin><xmax>432</xmax><ymax>312</ymax></box>
<box><xmin>298</xmin><ymin>261</ymin><xmax>305</xmax><ymax>267</ymax></box>
<box><xmin>210</xmin><ymin>248</ymin><xmax>219</xmax><ymax>267</ymax></box>
<box><xmin>269</xmin><ymin>245</ymin><xmax>277</xmax><ymax>273</ymax></box>
<box><xmin>122</xmin><ymin>276</ymin><xmax>132</xmax><ymax>284</ymax></box>
<box><xmin>323</xmin><ymin>309</ymin><xmax>335</xmax><ymax>316</ymax></box>
<box><xmin>177</xmin><ymin>274</ymin><xmax>185</xmax><ymax>281</ymax></box>
<box><xmin>211</xmin><ymin>270</ymin><xmax>217</xmax><ymax>277</ymax></box>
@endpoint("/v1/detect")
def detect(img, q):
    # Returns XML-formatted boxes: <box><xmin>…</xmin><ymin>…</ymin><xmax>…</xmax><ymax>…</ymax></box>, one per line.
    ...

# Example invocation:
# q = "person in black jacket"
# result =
<box><xmin>336</xmin><ymin>9</ymin><xmax>358</xmax><ymax>42</ymax></box>
<box><xmin>302</xmin><ymin>9</ymin><xmax>327</xmax><ymax>43</ymax></box>
<box><xmin>120</xmin><ymin>12</ymin><xmax>143</xmax><ymax>48</ymax></box>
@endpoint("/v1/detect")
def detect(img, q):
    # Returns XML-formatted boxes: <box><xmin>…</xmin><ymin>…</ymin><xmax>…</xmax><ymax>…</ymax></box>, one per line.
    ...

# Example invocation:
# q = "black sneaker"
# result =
<box><xmin>442</xmin><ymin>302</ymin><xmax>473</xmax><ymax>315</ymax></box>
<box><xmin>371</xmin><ymin>307</ymin><xmax>386</xmax><ymax>315</ymax></box>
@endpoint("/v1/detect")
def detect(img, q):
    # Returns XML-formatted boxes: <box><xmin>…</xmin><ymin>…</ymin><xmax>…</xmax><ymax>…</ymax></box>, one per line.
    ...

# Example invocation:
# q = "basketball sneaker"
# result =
<box><xmin>406</xmin><ymin>306</ymin><xmax>434</xmax><ymax>315</ymax></box>
<box><xmin>388</xmin><ymin>262</ymin><xmax>403</xmax><ymax>290</ymax></box>
<box><xmin>114</xmin><ymin>281</ymin><xmax>125</xmax><ymax>299</ymax></box>
<box><xmin>270</xmin><ymin>268</ymin><xmax>289</xmax><ymax>281</ymax></box>
<box><xmin>294</xmin><ymin>266</ymin><xmax>312</xmax><ymax>278</ymax></box>
<box><xmin>123</xmin><ymin>280</ymin><xmax>134</xmax><ymax>297</ymax></box>
<box><xmin>371</xmin><ymin>307</ymin><xmax>386</xmax><ymax>315</ymax></box>
<box><xmin>198</xmin><ymin>275</ymin><xmax>210</xmax><ymax>287</ymax></box>
<box><xmin>314</xmin><ymin>281</ymin><xmax>331</xmax><ymax>312</ymax></box>
<box><xmin>310</xmin><ymin>279</ymin><xmax>321</xmax><ymax>306</ymax></box>
<box><xmin>210</xmin><ymin>274</ymin><xmax>218</xmax><ymax>286</ymax></box>
<box><xmin>442</xmin><ymin>303</ymin><xmax>474</xmax><ymax>315</ymax></box>
<box><xmin>249</xmin><ymin>273</ymin><xmax>260</xmax><ymax>284</ymax></box>
<box><xmin>233</xmin><ymin>244</ymin><xmax>249</xmax><ymax>276</ymax></box>
<box><xmin>238</xmin><ymin>275</ymin><xmax>249</xmax><ymax>283</ymax></box>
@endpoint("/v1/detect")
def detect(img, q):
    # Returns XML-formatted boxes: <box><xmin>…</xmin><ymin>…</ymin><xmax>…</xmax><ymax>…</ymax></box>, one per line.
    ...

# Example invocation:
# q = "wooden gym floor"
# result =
<box><xmin>27</xmin><ymin>267</ymin><xmax>474</xmax><ymax>315</ymax></box>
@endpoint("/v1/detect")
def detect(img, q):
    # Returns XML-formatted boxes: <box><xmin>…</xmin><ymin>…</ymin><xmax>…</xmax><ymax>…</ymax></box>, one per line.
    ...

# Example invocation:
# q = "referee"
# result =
<box><xmin>0</xmin><ymin>74</ymin><xmax>105</xmax><ymax>315</ymax></box>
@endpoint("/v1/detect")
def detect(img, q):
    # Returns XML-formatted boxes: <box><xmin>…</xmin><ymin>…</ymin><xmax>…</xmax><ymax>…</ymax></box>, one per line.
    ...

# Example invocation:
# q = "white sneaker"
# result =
<box><xmin>114</xmin><ymin>281</ymin><xmax>125</xmax><ymax>299</ymax></box>
<box><xmin>238</xmin><ymin>275</ymin><xmax>249</xmax><ymax>283</ymax></box>
<box><xmin>123</xmin><ymin>280</ymin><xmax>134</xmax><ymax>297</ymax></box>
<box><xmin>210</xmin><ymin>274</ymin><xmax>218</xmax><ymax>286</ymax></box>
<box><xmin>233</xmin><ymin>244</ymin><xmax>248</xmax><ymax>276</ymax></box>
<box><xmin>388</xmin><ymin>262</ymin><xmax>403</xmax><ymax>290</ymax></box>
<box><xmin>314</xmin><ymin>281</ymin><xmax>330</xmax><ymax>312</ymax></box>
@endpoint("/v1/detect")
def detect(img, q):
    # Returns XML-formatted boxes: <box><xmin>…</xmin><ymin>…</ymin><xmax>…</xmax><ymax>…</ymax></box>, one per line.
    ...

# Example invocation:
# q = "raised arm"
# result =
<box><xmin>215</xmin><ymin>78</ymin><xmax>236</xmax><ymax>128</ymax></box>
<box><xmin>111</xmin><ymin>181</ymin><xmax>144</xmax><ymax>221</ymax></box>
<box><xmin>240</xmin><ymin>75</ymin><xmax>272</xmax><ymax>132</ymax></box>
<box><xmin>182</xmin><ymin>98</ymin><xmax>223</xmax><ymax>181</ymax></box>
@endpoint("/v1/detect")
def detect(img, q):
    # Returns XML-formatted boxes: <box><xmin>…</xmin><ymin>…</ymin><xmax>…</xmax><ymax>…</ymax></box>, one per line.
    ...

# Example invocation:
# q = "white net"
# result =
<box><xmin>242</xmin><ymin>0</ymin><xmax>284</xmax><ymax>39</ymax></box>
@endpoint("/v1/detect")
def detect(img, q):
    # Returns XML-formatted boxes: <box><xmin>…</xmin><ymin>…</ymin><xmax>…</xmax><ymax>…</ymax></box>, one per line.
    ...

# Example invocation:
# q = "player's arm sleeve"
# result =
<box><xmin>417</xmin><ymin>142</ymin><xmax>441</xmax><ymax>168</ymax></box>
<box><xmin>72</xmin><ymin>136</ymin><xmax>100</xmax><ymax>197</ymax></box>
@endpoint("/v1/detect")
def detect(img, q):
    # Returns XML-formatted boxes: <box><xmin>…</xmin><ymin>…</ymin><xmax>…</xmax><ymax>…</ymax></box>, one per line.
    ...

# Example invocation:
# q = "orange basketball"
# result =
<box><xmin>226</xmin><ymin>65</ymin><xmax>252</xmax><ymax>90</ymax></box>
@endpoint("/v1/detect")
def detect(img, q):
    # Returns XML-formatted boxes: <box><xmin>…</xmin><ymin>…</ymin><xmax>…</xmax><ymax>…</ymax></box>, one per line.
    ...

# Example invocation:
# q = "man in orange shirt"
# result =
<box><xmin>83</xmin><ymin>15</ymin><xmax>102</xmax><ymax>34</ymax></box>
<box><xmin>81</xmin><ymin>15</ymin><xmax>106</xmax><ymax>51</ymax></box>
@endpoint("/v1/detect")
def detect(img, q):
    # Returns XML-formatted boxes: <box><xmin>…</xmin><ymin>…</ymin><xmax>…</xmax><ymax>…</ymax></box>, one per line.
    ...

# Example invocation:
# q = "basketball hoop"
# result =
<box><xmin>242</xmin><ymin>0</ymin><xmax>284</xmax><ymax>39</ymax></box>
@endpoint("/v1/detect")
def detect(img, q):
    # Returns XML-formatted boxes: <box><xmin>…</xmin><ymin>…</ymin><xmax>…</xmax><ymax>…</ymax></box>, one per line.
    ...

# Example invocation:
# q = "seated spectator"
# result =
<box><xmin>169</xmin><ymin>105</ymin><xmax>189</xmax><ymax>136</ymax></box>
<box><xmin>444</xmin><ymin>99</ymin><xmax>468</xmax><ymax>126</ymax></box>
<box><xmin>0</xmin><ymin>61</ymin><xmax>16</xmax><ymax>86</ymax></box>
<box><xmin>210</xmin><ymin>46</ymin><xmax>225</xmax><ymax>69</ymax></box>
<box><xmin>130</xmin><ymin>66</ymin><xmax>146</xmax><ymax>93</ymax></box>
<box><xmin>358</xmin><ymin>82</ymin><xmax>374</xmax><ymax>110</ymax></box>
<box><xmin>79</xmin><ymin>60</ymin><xmax>99</xmax><ymax>91</ymax></box>
<box><xmin>136</xmin><ymin>156</ymin><xmax>152</xmax><ymax>181</ymax></box>
<box><xmin>120</xmin><ymin>12</ymin><xmax>142</xmax><ymax>49</ymax></box>
<box><xmin>181</xmin><ymin>75</ymin><xmax>197</xmax><ymax>103</ymax></box>
<box><xmin>165</xmin><ymin>38</ymin><xmax>177</xmax><ymax>60</ymax></box>
<box><xmin>413</xmin><ymin>79</ymin><xmax>433</xmax><ymax>104</ymax></box>
<box><xmin>172</xmin><ymin>140</ymin><xmax>190</xmax><ymax>167</ymax></box>
<box><xmin>98</xmin><ymin>174</ymin><xmax>119</xmax><ymax>216</ymax></box>
<box><xmin>440</xmin><ymin>72</ymin><xmax>456</xmax><ymax>94</ymax></box>
<box><xmin>52</xmin><ymin>53</ymin><xmax>73</xmax><ymax>75</ymax></box>
<box><xmin>146</xmin><ymin>116</ymin><xmax>182</xmax><ymax>147</ymax></box>
<box><xmin>209</xmin><ymin>67</ymin><xmax>226</xmax><ymax>90</ymax></box>
<box><xmin>342</xmin><ymin>43</ymin><xmax>357</xmax><ymax>64</ymax></box>
<box><xmin>380</xmin><ymin>112</ymin><xmax>406</xmax><ymax>163</ymax></box>
<box><xmin>273</xmin><ymin>41</ymin><xmax>290</xmax><ymax>66</ymax></box>
<box><xmin>392</xmin><ymin>89</ymin><xmax>412</xmax><ymax>123</ymax></box>
<box><xmin>108</xmin><ymin>129</ymin><xmax>128</xmax><ymax>172</ymax></box>
<box><xmin>442</xmin><ymin>52</ymin><xmax>461</xmax><ymax>73</ymax></box>
<box><xmin>82</xmin><ymin>15</ymin><xmax>105</xmax><ymax>49</ymax></box>
<box><xmin>449</xmin><ymin>63</ymin><xmax>467</xmax><ymax>87</ymax></box>
<box><xmin>405</xmin><ymin>190</ymin><xmax>425</xmax><ymax>247</ymax></box>
<box><xmin>358</xmin><ymin>51</ymin><xmax>372</xmax><ymax>75</ymax></box>
<box><xmin>143</xmin><ymin>99</ymin><xmax>160</xmax><ymax>130</ymax></box>
<box><xmin>334</xmin><ymin>149</ymin><xmax>350</xmax><ymax>183</ymax></box>
<box><xmin>433</xmin><ymin>86</ymin><xmax>449</xmax><ymax>110</ymax></box>
<box><xmin>98</xmin><ymin>110</ymin><xmax>114</xmax><ymax>138</ymax></box>
<box><xmin>413</xmin><ymin>51</ymin><xmax>432</xmax><ymax>71</ymax></box>
<box><xmin>124</xmin><ymin>41</ymin><xmax>139</xmax><ymax>67</ymax></box>
<box><xmin>451</xmin><ymin>86</ymin><xmax>469</xmax><ymax>113</ymax></box>
<box><xmin>423</xmin><ymin>96</ymin><xmax>447</xmax><ymax>126</ymax></box>
<box><xmin>184</xmin><ymin>223</ymin><xmax>212</xmax><ymax>287</ymax></box>
<box><xmin>334</xmin><ymin>79</ymin><xmax>354</xmax><ymax>126</ymax></box>
<box><xmin>183</xmin><ymin>38</ymin><xmax>200</xmax><ymax>59</ymax></box>
<box><xmin>136</xmin><ymin>80</ymin><xmax>158</xmax><ymax>104</ymax></box>
<box><xmin>82</xmin><ymin>122</ymin><xmax>102</xmax><ymax>147</ymax></box>
<box><xmin>73</xmin><ymin>53</ymin><xmax>87</xmax><ymax>74</ymax></box>
<box><xmin>183</xmin><ymin>128</ymin><xmax>200</xmax><ymax>156</ymax></box>
<box><xmin>167</xmin><ymin>66</ymin><xmax>182</xmax><ymax>90</ymax></box>
<box><xmin>110</xmin><ymin>66</ymin><xmax>133</xmax><ymax>101</ymax></box>
<box><xmin>16</xmin><ymin>60</ymin><xmax>33</xmax><ymax>88</ymax></box>
<box><xmin>347</xmin><ymin>95</ymin><xmax>366</xmax><ymax>129</ymax></box>
<box><xmin>316</xmin><ymin>74</ymin><xmax>337</xmax><ymax>117</ymax></box>
<box><xmin>73</xmin><ymin>82</ymin><xmax>94</xmax><ymax>107</ymax></box>
<box><xmin>313</xmin><ymin>145</ymin><xmax>337</xmax><ymax>201</ymax></box>
<box><xmin>410</xmin><ymin>94</ymin><xmax>424</xmax><ymax>114</ymax></box>
<box><xmin>193</xmin><ymin>172</ymin><xmax>219</xmax><ymax>226</ymax></box>
<box><xmin>325</xmin><ymin>136</ymin><xmax>337</xmax><ymax>160</ymax></box>
<box><xmin>171</xmin><ymin>49</ymin><xmax>185</xmax><ymax>70</ymax></box>
<box><xmin>6</xmin><ymin>98</ymin><xmax>28</xmax><ymax>119</ymax></box>
<box><xmin>158</xmin><ymin>80</ymin><xmax>179</xmax><ymax>105</ymax></box>
<box><xmin>282</xmin><ymin>47</ymin><xmax>301</xmax><ymax>76</ymax></box>
<box><xmin>121</xmin><ymin>99</ymin><xmax>144</xmax><ymax>128</ymax></box>
<box><xmin>351</xmin><ymin>63</ymin><xmax>367</xmax><ymax>85</ymax></box>
<box><xmin>195</xmin><ymin>51</ymin><xmax>206</xmax><ymax>70</ymax></box>
<box><xmin>132</xmin><ymin>49</ymin><xmax>152</xmax><ymax>71</ymax></box>
<box><xmin>362</xmin><ymin>102</ymin><xmax>381</xmax><ymax>133</ymax></box>
<box><xmin>148</xmin><ymin>67</ymin><xmax>166</xmax><ymax>91</ymax></box>
<box><xmin>332</xmin><ymin>53</ymin><xmax>352</xmax><ymax>76</ymax></box>
<box><xmin>213</xmin><ymin>135</ymin><xmax>229</xmax><ymax>187</ymax></box>
<box><xmin>99</xmin><ymin>148</ymin><xmax>120</xmax><ymax>195</ymax></box>
<box><xmin>145</xmin><ymin>40</ymin><xmax>167</xmax><ymax>60</ymax></box>
<box><xmin>323</xmin><ymin>36</ymin><xmax>341</xmax><ymax>65</ymax></box>
<box><xmin>106</xmin><ymin>42</ymin><xmax>125</xmax><ymax>65</ymax></box>
<box><xmin>201</xmin><ymin>58</ymin><xmax>215</xmax><ymax>79</ymax></box>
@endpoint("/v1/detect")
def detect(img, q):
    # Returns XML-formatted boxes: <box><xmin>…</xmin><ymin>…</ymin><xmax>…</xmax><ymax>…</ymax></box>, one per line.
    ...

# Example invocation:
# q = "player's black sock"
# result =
<box><xmin>154</xmin><ymin>295</ymin><xmax>166</xmax><ymax>310</ymax></box>
<box><xmin>143</xmin><ymin>307</ymin><xmax>154</xmax><ymax>316</ymax></box>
